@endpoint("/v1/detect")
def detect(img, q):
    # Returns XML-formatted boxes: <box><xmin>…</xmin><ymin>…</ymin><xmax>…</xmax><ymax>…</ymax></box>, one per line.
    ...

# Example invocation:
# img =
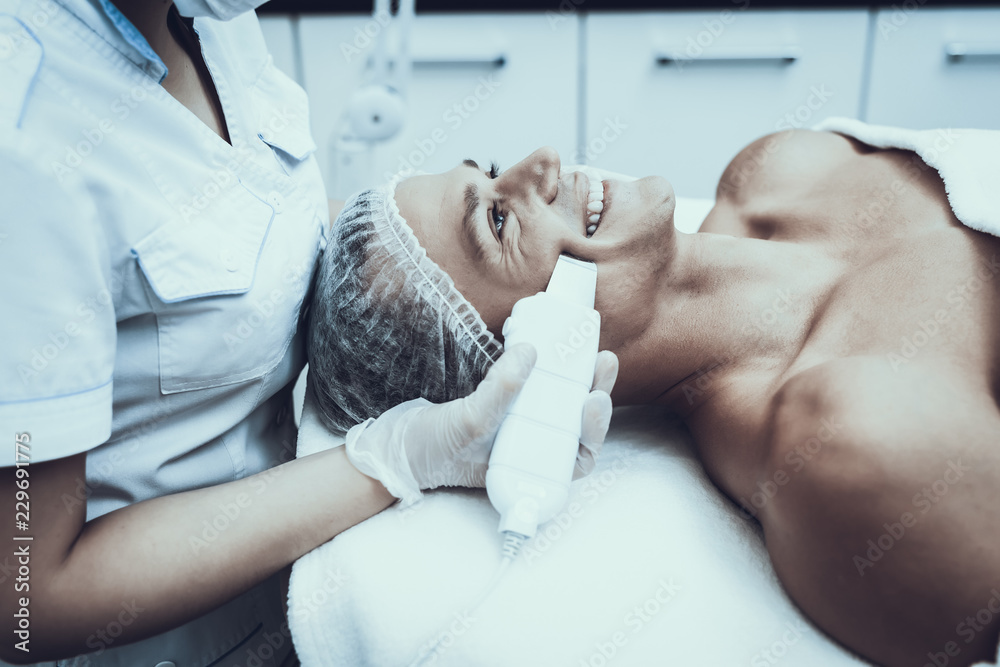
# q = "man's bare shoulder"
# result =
<box><xmin>703</xmin><ymin>129</ymin><xmax>870</xmax><ymax>238</ymax></box>
<box><xmin>769</xmin><ymin>355</ymin><xmax>999</xmax><ymax>461</ymax></box>
<box><xmin>715</xmin><ymin>129</ymin><xmax>864</xmax><ymax>202</ymax></box>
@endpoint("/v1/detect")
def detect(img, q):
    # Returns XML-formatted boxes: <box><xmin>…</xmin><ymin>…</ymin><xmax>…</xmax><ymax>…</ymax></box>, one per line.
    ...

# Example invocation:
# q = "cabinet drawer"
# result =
<box><xmin>586</xmin><ymin>10</ymin><xmax>869</xmax><ymax>198</ymax></box>
<box><xmin>866</xmin><ymin>8</ymin><xmax>1000</xmax><ymax>131</ymax></box>
<box><xmin>298</xmin><ymin>13</ymin><xmax>578</xmax><ymax>196</ymax></box>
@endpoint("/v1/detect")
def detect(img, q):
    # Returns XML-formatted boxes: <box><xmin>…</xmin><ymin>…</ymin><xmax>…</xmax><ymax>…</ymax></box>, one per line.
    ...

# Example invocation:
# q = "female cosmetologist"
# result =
<box><xmin>0</xmin><ymin>1</ymin><xmax>616</xmax><ymax>664</ymax></box>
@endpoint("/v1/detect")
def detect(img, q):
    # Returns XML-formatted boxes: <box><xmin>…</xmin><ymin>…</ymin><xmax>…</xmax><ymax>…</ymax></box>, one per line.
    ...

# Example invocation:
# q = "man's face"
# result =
<box><xmin>394</xmin><ymin>147</ymin><xmax>678</xmax><ymax>352</ymax></box>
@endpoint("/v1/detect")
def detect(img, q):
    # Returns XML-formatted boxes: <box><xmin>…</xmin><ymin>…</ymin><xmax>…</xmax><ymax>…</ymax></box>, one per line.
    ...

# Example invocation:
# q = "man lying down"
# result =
<box><xmin>305</xmin><ymin>123</ymin><xmax>1000</xmax><ymax>667</ymax></box>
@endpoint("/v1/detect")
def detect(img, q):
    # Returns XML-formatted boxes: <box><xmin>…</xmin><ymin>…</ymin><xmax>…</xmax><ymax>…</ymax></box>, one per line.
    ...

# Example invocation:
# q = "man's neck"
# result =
<box><xmin>618</xmin><ymin>231</ymin><xmax>834</xmax><ymax>417</ymax></box>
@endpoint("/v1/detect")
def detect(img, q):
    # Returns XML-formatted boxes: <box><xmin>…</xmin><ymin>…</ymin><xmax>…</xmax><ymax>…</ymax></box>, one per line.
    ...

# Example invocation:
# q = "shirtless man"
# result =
<box><xmin>380</xmin><ymin>129</ymin><xmax>1000</xmax><ymax>665</ymax></box>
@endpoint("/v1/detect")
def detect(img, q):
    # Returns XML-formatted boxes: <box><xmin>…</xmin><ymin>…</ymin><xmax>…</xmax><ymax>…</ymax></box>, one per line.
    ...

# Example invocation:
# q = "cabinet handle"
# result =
<box><xmin>944</xmin><ymin>42</ymin><xmax>1000</xmax><ymax>60</ymax></box>
<box><xmin>655</xmin><ymin>46</ymin><xmax>799</xmax><ymax>65</ymax></box>
<box><xmin>411</xmin><ymin>51</ymin><xmax>507</xmax><ymax>68</ymax></box>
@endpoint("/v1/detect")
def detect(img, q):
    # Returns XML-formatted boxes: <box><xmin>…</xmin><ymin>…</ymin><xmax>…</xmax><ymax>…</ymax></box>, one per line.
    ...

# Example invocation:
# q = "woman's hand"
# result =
<box><xmin>575</xmin><ymin>349</ymin><xmax>619</xmax><ymax>478</ymax></box>
<box><xmin>342</xmin><ymin>344</ymin><xmax>619</xmax><ymax>505</ymax></box>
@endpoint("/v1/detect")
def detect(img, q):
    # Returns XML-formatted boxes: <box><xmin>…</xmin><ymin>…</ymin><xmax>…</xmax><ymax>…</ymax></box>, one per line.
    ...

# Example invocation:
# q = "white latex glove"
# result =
<box><xmin>343</xmin><ymin>343</ymin><xmax>618</xmax><ymax>507</ymax></box>
<box><xmin>573</xmin><ymin>349</ymin><xmax>618</xmax><ymax>479</ymax></box>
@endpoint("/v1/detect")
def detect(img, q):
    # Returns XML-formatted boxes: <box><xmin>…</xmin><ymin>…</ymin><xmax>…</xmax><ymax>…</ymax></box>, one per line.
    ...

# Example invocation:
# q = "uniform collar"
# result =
<box><xmin>57</xmin><ymin>0</ymin><xmax>169</xmax><ymax>83</ymax></box>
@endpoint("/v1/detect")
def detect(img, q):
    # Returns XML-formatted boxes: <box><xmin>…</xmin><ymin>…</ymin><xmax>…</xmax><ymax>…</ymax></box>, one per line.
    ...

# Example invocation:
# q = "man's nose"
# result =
<box><xmin>517</xmin><ymin>146</ymin><xmax>560</xmax><ymax>203</ymax></box>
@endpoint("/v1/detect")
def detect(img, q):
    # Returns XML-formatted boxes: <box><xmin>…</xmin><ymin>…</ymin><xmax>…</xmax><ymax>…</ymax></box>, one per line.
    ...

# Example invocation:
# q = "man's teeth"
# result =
<box><xmin>586</xmin><ymin>172</ymin><xmax>604</xmax><ymax>237</ymax></box>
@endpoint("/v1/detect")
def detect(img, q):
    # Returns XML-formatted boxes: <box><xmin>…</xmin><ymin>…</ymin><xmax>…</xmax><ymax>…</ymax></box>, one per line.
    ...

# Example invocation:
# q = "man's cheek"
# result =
<box><xmin>474</xmin><ymin>287</ymin><xmax>517</xmax><ymax>341</ymax></box>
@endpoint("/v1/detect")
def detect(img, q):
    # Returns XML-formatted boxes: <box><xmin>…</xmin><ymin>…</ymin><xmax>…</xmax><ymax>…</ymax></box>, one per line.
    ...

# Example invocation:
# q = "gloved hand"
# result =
<box><xmin>342</xmin><ymin>343</ymin><xmax>618</xmax><ymax>507</ymax></box>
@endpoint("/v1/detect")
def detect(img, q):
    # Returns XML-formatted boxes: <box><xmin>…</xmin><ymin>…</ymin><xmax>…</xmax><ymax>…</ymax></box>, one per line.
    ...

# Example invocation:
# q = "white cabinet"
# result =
<box><xmin>296</xmin><ymin>13</ymin><xmax>579</xmax><ymax>196</ymax></box>
<box><xmin>257</xmin><ymin>8</ymin><xmax>995</xmax><ymax>201</ymax></box>
<box><xmin>585</xmin><ymin>10</ymin><xmax>869</xmax><ymax>198</ymax></box>
<box><xmin>866</xmin><ymin>8</ymin><xmax>1000</xmax><ymax>131</ymax></box>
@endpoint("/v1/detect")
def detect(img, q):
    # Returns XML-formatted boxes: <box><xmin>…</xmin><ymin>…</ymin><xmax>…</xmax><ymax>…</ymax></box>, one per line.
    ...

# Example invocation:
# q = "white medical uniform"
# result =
<box><xmin>0</xmin><ymin>0</ymin><xmax>328</xmax><ymax>664</ymax></box>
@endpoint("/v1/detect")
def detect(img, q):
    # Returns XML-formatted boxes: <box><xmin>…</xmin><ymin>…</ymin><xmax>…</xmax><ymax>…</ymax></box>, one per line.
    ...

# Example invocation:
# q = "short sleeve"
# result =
<box><xmin>0</xmin><ymin>147</ymin><xmax>116</xmax><ymax>466</ymax></box>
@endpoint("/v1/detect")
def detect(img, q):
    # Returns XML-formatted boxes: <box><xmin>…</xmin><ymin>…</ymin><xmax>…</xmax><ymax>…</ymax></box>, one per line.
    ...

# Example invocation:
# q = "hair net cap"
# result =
<box><xmin>307</xmin><ymin>178</ymin><xmax>503</xmax><ymax>434</ymax></box>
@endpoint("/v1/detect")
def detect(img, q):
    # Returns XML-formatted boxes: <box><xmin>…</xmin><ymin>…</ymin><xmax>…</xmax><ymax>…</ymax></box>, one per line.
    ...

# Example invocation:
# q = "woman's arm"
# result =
<box><xmin>0</xmin><ymin>444</ymin><xmax>393</xmax><ymax>663</ymax></box>
<box><xmin>0</xmin><ymin>345</ymin><xmax>613</xmax><ymax>663</ymax></box>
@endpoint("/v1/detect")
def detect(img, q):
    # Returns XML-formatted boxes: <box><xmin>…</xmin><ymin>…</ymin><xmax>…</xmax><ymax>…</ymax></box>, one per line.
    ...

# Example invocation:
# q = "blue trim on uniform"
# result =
<box><xmin>2</xmin><ymin>15</ymin><xmax>46</xmax><ymax>129</ymax></box>
<box><xmin>130</xmin><ymin>247</ymin><xmax>261</xmax><ymax>302</ymax></box>
<box><xmin>0</xmin><ymin>376</ymin><xmax>112</xmax><ymax>405</ymax></box>
<box><xmin>95</xmin><ymin>0</ymin><xmax>168</xmax><ymax>83</ymax></box>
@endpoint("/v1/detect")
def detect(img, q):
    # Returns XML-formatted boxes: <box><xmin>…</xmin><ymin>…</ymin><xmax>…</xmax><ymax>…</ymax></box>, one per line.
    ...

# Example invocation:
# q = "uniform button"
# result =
<box><xmin>267</xmin><ymin>191</ymin><xmax>285</xmax><ymax>213</ymax></box>
<box><xmin>154</xmin><ymin>662</ymin><xmax>177</xmax><ymax>667</ymax></box>
<box><xmin>220</xmin><ymin>249</ymin><xmax>239</xmax><ymax>273</ymax></box>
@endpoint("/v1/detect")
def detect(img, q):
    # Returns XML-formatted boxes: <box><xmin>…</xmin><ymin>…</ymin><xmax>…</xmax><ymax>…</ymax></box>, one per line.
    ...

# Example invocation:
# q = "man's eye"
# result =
<box><xmin>489</xmin><ymin>161</ymin><xmax>502</xmax><ymax>179</ymax></box>
<box><xmin>491</xmin><ymin>207</ymin><xmax>505</xmax><ymax>237</ymax></box>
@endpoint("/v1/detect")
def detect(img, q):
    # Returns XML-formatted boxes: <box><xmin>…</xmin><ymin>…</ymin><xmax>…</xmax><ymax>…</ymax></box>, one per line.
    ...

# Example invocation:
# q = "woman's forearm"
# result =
<box><xmin>14</xmin><ymin>446</ymin><xmax>393</xmax><ymax>662</ymax></box>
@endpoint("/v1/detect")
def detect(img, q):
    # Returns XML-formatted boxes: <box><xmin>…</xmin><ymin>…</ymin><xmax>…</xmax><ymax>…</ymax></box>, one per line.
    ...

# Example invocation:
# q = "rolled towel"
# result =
<box><xmin>813</xmin><ymin>117</ymin><xmax>1000</xmax><ymax>239</ymax></box>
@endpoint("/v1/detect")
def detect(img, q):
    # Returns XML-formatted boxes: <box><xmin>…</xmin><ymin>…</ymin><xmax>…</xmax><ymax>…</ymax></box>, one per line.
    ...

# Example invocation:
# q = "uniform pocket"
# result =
<box><xmin>251</xmin><ymin>62</ymin><xmax>317</xmax><ymax>174</ymax></box>
<box><xmin>132</xmin><ymin>179</ymin><xmax>302</xmax><ymax>394</ymax></box>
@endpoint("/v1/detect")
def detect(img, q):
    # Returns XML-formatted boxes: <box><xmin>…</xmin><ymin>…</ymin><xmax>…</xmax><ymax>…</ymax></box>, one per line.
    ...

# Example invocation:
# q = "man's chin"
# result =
<box><xmin>638</xmin><ymin>175</ymin><xmax>676</xmax><ymax>221</ymax></box>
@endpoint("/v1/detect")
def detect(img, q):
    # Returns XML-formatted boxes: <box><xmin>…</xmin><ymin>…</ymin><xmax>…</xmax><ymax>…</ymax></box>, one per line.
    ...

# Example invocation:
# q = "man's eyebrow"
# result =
<box><xmin>462</xmin><ymin>182</ymin><xmax>488</xmax><ymax>261</ymax></box>
<box><xmin>462</xmin><ymin>158</ymin><xmax>480</xmax><ymax>171</ymax></box>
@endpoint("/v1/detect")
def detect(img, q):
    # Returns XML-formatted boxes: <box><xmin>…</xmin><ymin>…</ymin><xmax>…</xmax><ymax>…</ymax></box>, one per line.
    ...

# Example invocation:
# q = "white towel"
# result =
<box><xmin>813</xmin><ymin>117</ymin><xmax>1000</xmax><ymax>238</ymax></box>
<box><xmin>288</xmin><ymin>408</ymin><xmax>871</xmax><ymax>667</ymax></box>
